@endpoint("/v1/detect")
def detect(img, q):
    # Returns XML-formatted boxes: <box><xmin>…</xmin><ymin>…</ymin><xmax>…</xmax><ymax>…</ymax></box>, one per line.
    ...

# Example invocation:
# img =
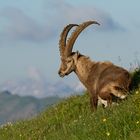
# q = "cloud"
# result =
<box><xmin>0</xmin><ymin>7</ymin><xmax>54</xmax><ymax>43</ymax></box>
<box><xmin>46</xmin><ymin>0</ymin><xmax>125</xmax><ymax>31</ymax></box>
<box><xmin>0</xmin><ymin>67</ymin><xmax>85</xmax><ymax>98</ymax></box>
<box><xmin>0</xmin><ymin>2</ymin><xmax>125</xmax><ymax>44</ymax></box>
<box><xmin>28</xmin><ymin>66</ymin><xmax>43</xmax><ymax>82</ymax></box>
<box><xmin>0</xmin><ymin>79</ymin><xmax>84</xmax><ymax>98</ymax></box>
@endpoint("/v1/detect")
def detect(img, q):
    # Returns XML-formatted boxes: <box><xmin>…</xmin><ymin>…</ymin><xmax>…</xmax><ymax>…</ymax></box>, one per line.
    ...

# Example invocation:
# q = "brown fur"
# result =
<box><xmin>74</xmin><ymin>55</ymin><xmax>131</xmax><ymax>110</ymax></box>
<box><xmin>58</xmin><ymin>21</ymin><xmax>132</xmax><ymax>111</ymax></box>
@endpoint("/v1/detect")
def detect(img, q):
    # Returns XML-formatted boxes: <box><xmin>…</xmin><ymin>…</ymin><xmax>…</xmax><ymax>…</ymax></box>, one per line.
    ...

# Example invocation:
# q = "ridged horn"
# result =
<box><xmin>59</xmin><ymin>24</ymin><xmax>78</xmax><ymax>58</ymax></box>
<box><xmin>65</xmin><ymin>21</ymin><xmax>100</xmax><ymax>57</ymax></box>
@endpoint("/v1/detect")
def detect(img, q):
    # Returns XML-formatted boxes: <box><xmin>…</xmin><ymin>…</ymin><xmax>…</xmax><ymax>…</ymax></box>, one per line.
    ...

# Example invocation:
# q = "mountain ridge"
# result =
<box><xmin>0</xmin><ymin>91</ymin><xmax>140</xmax><ymax>140</ymax></box>
<box><xmin>0</xmin><ymin>91</ymin><xmax>61</xmax><ymax>125</ymax></box>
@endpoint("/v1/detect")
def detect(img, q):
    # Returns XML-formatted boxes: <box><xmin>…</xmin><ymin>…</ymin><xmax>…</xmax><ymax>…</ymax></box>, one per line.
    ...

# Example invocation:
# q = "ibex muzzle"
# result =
<box><xmin>58</xmin><ymin>21</ymin><xmax>131</xmax><ymax>111</ymax></box>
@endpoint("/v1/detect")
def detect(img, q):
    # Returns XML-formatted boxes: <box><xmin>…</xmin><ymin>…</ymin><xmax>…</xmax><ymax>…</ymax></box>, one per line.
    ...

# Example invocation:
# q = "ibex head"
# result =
<box><xmin>58</xmin><ymin>21</ymin><xmax>100</xmax><ymax>77</ymax></box>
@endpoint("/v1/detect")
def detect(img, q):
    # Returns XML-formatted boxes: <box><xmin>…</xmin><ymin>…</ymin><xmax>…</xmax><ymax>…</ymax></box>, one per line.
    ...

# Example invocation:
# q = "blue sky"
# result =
<box><xmin>0</xmin><ymin>0</ymin><xmax>140</xmax><ymax>97</ymax></box>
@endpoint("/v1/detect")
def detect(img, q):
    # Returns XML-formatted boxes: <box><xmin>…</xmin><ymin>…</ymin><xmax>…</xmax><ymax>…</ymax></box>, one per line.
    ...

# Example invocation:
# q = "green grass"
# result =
<box><xmin>0</xmin><ymin>89</ymin><xmax>140</xmax><ymax>140</ymax></box>
<box><xmin>0</xmin><ymin>68</ymin><xmax>140</xmax><ymax>140</ymax></box>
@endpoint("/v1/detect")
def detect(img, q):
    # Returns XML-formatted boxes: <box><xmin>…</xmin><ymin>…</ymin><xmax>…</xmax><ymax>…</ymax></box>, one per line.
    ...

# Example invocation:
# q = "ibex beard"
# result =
<box><xmin>58</xmin><ymin>21</ymin><xmax>132</xmax><ymax>111</ymax></box>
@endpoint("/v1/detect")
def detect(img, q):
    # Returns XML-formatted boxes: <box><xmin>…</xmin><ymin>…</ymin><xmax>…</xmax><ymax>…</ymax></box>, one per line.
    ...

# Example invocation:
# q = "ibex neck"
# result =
<box><xmin>75</xmin><ymin>56</ymin><xmax>95</xmax><ymax>86</ymax></box>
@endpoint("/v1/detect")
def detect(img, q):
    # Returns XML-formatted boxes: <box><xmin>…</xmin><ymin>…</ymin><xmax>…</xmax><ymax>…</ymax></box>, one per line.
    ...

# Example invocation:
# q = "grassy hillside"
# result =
<box><xmin>0</xmin><ymin>69</ymin><xmax>140</xmax><ymax>140</ymax></box>
<box><xmin>0</xmin><ymin>89</ymin><xmax>140</xmax><ymax>140</ymax></box>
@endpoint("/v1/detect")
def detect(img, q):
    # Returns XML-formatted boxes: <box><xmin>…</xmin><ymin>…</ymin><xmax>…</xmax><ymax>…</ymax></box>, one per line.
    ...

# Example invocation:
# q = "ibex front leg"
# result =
<box><xmin>89</xmin><ymin>91</ymin><xmax>98</xmax><ymax>111</ymax></box>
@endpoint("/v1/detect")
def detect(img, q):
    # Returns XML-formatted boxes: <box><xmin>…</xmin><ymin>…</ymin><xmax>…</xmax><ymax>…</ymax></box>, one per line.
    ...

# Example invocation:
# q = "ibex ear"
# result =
<box><xmin>73</xmin><ymin>51</ymin><xmax>80</xmax><ymax>64</ymax></box>
<box><xmin>76</xmin><ymin>51</ymin><xmax>80</xmax><ymax>57</ymax></box>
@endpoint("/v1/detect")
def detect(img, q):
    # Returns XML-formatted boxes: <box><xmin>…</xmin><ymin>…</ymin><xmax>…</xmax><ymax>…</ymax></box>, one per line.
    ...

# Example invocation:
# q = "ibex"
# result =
<box><xmin>58</xmin><ymin>21</ymin><xmax>131</xmax><ymax>111</ymax></box>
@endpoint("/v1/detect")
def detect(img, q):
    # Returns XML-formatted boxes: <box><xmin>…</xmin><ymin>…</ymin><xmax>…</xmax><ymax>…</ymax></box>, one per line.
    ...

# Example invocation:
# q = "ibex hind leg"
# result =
<box><xmin>98</xmin><ymin>96</ymin><xmax>108</xmax><ymax>108</ymax></box>
<box><xmin>98</xmin><ymin>93</ymin><xmax>112</xmax><ymax>108</ymax></box>
<box><xmin>111</xmin><ymin>87</ymin><xmax>128</xmax><ymax>99</ymax></box>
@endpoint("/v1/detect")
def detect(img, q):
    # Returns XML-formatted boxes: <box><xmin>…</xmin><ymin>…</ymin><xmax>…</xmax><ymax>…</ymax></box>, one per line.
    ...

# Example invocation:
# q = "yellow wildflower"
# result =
<box><xmin>103</xmin><ymin>118</ymin><xmax>107</xmax><ymax>122</ymax></box>
<box><xmin>106</xmin><ymin>132</ymin><xmax>110</xmax><ymax>136</ymax></box>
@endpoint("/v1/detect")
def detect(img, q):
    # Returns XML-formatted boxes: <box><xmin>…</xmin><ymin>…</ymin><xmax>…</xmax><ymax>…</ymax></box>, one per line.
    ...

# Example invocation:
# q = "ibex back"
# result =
<box><xmin>58</xmin><ymin>21</ymin><xmax>131</xmax><ymax>111</ymax></box>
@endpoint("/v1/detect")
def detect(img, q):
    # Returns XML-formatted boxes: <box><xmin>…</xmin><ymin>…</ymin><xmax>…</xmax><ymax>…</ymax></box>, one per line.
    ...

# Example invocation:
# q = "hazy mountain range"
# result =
<box><xmin>0</xmin><ymin>68</ymin><xmax>85</xmax><ymax>125</ymax></box>
<box><xmin>0</xmin><ymin>91</ymin><xmax>61</xmax><ymax>125</ymax></box>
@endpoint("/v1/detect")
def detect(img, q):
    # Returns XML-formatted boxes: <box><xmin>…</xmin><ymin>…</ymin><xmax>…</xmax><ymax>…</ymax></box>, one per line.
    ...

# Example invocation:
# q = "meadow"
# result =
<box><xmin>0</xmin><ymin>69</ymin><xmax>140</xmax><ymax>140</ymax></box>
